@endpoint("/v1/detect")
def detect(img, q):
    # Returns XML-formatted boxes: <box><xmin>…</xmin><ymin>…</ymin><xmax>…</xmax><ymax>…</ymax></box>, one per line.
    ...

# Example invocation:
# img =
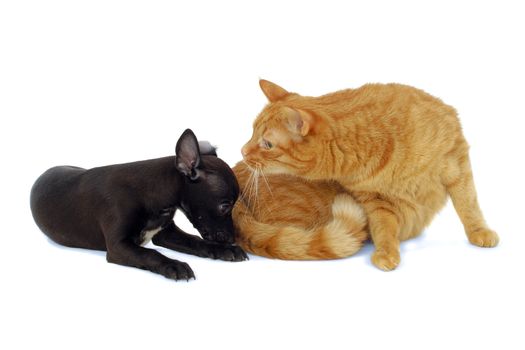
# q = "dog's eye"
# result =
<box><xmin>261</xmin><ymin>139</ymin><xmax>273</xmax><ymax>150</ymax></box>
<box><xmin>218</xmin><ymin>201</ymin><xmax>232</xmax><ymax>215</ymax></box>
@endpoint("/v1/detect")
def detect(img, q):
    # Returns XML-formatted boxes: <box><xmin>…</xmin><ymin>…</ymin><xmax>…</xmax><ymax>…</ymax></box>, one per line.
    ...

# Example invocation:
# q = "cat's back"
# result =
<box><xmin>312</xmin><ymin>83</ymin><xmax>460</xmax><ymax>153</ymax></box>
<box><xmin>314</xmin><ymin>83</ymin><xmax>454</xmax><ymax>115</ymax></box>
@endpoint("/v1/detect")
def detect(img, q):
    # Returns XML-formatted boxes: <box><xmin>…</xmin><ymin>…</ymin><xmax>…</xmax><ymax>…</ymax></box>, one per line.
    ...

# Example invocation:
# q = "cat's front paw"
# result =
<box><xmin>371</xmin><ymin>249</ymin><xmax>400</xmax><ymax>271</ymax></box>
<box><xmin>468</xmin><ymin>228</ymin><xmax>499</xmax><ymax>247</ymax></box>
<box><xmin>206</xmin><ymin>244</ymin><xmax>249</xmax><ymax>262</ymax></box>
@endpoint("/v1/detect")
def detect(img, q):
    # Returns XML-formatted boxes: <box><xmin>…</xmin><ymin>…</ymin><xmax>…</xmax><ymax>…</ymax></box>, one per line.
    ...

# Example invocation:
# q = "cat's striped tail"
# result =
<box><xmin>233</xmin><ymin>194</ymin><xmax>368</xmax><ymax>260</ymax></box>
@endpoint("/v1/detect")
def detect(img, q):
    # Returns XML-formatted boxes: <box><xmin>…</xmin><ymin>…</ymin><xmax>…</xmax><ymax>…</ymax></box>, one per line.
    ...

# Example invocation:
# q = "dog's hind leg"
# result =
<box><xmin>106</xmin><ymin>240</ymin><xmax>195</xmax><ymax>281</ymax></box>
<box><xmin>152</xmin><ymin>222</ymin><xmax>248</xmax><ymax>262</ymax></box>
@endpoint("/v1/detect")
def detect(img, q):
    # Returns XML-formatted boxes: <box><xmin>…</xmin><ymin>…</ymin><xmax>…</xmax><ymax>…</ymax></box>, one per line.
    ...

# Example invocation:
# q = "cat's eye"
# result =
<box><xmin>261</xmin><ymin>139</ymin><xmax>273</xmax><ymax>150</ymax></box>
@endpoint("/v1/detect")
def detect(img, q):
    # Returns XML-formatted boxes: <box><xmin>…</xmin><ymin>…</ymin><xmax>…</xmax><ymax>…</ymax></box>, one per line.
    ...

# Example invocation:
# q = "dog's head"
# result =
<box><xmin>175</xmin><ymin>129</ymin><xmax>239</xmax><ymax>244</ymax></box>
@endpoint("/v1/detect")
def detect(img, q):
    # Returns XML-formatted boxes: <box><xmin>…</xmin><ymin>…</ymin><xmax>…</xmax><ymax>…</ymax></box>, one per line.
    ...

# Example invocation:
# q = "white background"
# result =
<box><xmin>1</xmin><ymin>1</ymin><xmax>524</xmax><ymax>349</ymax></box>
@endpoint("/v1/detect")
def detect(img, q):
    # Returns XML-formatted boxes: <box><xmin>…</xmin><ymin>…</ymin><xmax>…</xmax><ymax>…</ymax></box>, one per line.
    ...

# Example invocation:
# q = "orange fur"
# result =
<box><xmin>232</xmin><ymin>162</ymin><xmax>368</xmax><ymax>260</ymax></box>
<box><xmin>240</xmin><ymin>79</ymin><xmax>499</xmax><ymax>270</ymax></box>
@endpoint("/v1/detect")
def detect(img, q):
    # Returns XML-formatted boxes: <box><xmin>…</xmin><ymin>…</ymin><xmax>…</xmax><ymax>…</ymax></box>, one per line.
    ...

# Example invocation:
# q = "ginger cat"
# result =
<box><xmin>239</xmin><ymin>79</ymin><xmax>499</xmax><ymax>271</ymax></box>
<box><xmin>232</xmin><ymin>161</ymin><xmax>368</xmax><ymax>259</ymax></box>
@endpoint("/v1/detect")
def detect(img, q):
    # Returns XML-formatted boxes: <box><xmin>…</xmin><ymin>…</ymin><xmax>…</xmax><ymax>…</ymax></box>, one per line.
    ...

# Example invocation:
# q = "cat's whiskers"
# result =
<box><xmin>242</xmin><ymin>167</ymin><xmax>256</xmax><ymax>205</ymax></box>
<box><xmin>259</xmin><ymin>168</ymin><xmax>274</xmax><ymax>199</ymax></box>
<box><xmin>247</xmin><ymin>166</ymin><xmax>262</xmax><ymax>225</ymax></box>
<box><xmin>257</xmin><ymin>166</ymin><xmax>276</xmax><ymax>217</ymax></box>
<box><xmin>240</xmin><ymin>160</ymin><xmax>252</xmax><ymax>178</ymax></box>
<box><xmin>253</xmin><ymin>167</ymin><xmax>260</xmax><ymax>210</ymax></box>
<box><xmin>239</xmin><ymin>162</ymin><xmax>272</xmax><ymax>224</ymax></box>
<box><xmin>243</xmin><ymin>160</ymin><xmax>257</xmax><ymax>206</ymax></box>
<box><xmin>238</xmin><ymin>167</ymin><xmax>254</xmax><ymax>204</ymax></box>
<box><xmin>238</xmin><ymin>165</ymin><xmax>257</xmax><ymax>226</ymax></box>
<box><xmin>246</xmin><ymin>165</ymin><xmax>259</xmax><ymax>208</ymax></box>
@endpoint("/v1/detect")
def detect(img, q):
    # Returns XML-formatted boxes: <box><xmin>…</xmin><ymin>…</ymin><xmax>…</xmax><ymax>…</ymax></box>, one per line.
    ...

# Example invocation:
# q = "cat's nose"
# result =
<box><xmin>241</xmin><ymin>145</ymin><xmax>250</xmax><ymax>157</ymax></box>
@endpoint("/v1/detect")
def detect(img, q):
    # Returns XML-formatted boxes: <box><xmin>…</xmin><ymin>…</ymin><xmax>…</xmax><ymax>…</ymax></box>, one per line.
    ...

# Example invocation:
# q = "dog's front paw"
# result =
<box><xmin>160</xmin><ymin>261</ymin><xmax>195</xmax><ymax>281</ymax></box>
<box><xmin>207</xmin><ymin>244</ymin><xmax>249</xmax><ymax>262</ymax></box>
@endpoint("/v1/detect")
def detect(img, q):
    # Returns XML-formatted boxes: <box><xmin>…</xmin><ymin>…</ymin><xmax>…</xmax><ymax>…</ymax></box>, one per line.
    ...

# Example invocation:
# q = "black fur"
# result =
<box><xmin>30</xmin><ymin>129</ymin><xmax>247</xmax><ymax>281</ymax></box>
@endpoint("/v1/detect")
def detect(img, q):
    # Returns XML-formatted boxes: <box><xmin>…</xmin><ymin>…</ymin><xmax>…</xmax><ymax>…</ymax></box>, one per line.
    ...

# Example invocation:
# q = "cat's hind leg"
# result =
<box><xmin>443</xmin><ymin>146</ymin><xmax>499</xmax><ymax>247</ymax></box>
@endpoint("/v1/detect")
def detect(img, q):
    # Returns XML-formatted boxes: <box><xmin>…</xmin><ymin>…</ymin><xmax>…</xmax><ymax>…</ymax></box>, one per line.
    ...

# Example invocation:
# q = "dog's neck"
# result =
<box><xmin>125</xmin><ymin>156</ymin><xmax>184</xmax><ymax>211</ymax></box>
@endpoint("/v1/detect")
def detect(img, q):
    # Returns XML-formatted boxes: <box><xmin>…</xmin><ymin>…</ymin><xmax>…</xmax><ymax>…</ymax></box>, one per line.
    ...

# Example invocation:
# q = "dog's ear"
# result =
<box><xmin>198</xmin><ymin>141</ymin><xmax>217</xmax><ymax>157</ymax></box>
<box><xmin>176</xmin><ymin>129</ymin><xmax>201</xmax><ymax>180</ymax></box>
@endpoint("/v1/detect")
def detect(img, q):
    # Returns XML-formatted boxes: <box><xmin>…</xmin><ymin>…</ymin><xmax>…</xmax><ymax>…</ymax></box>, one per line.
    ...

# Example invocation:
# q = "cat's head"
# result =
<box><xmin>241</xmin><ymin>80</ymin><xmax>325</xmax><ymax>176</ymax></box>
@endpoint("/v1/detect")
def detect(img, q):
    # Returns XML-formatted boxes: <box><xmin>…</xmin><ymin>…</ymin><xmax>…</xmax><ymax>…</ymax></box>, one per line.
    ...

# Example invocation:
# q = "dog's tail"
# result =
<box><xmin>233</xmin><ymin>194</ymin><xmax>368</xmax><ymax>260</ymax></box>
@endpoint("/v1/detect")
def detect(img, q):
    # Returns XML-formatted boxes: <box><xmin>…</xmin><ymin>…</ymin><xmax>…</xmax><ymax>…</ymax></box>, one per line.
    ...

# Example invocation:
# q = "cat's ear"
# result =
<box><xmin>259</xmin><ymin>79</ymin><xmax>290</xmax><ymax>102</ymax></box>
<box><xmin>176</xmin><ymin>129</ymin><xmax>201</xmax><ymax>180</ymax></box>
<box><xmin>284</xmin><ymin>107</ymin><xmax>312</xmax><ymax>137</ymax></box>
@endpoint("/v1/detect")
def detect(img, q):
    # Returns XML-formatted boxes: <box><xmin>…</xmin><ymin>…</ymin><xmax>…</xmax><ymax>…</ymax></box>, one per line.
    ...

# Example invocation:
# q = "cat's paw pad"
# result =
<box><xmin>468</xmin><ymin>228</ymin><xmax>499</xmax><ymax>247</ymax></box>
<box><xmin>371</xmin><ymin>249</ymin><xmax>400</xmax><ymax>271</ymax></box>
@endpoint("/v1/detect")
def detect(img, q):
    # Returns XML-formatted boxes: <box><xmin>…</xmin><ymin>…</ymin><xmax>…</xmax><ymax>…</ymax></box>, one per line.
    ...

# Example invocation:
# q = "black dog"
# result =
<box><xmin>30</xmin><ymin>129</ymin><xmax>247</xmax><ymax>281</ymax></box>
